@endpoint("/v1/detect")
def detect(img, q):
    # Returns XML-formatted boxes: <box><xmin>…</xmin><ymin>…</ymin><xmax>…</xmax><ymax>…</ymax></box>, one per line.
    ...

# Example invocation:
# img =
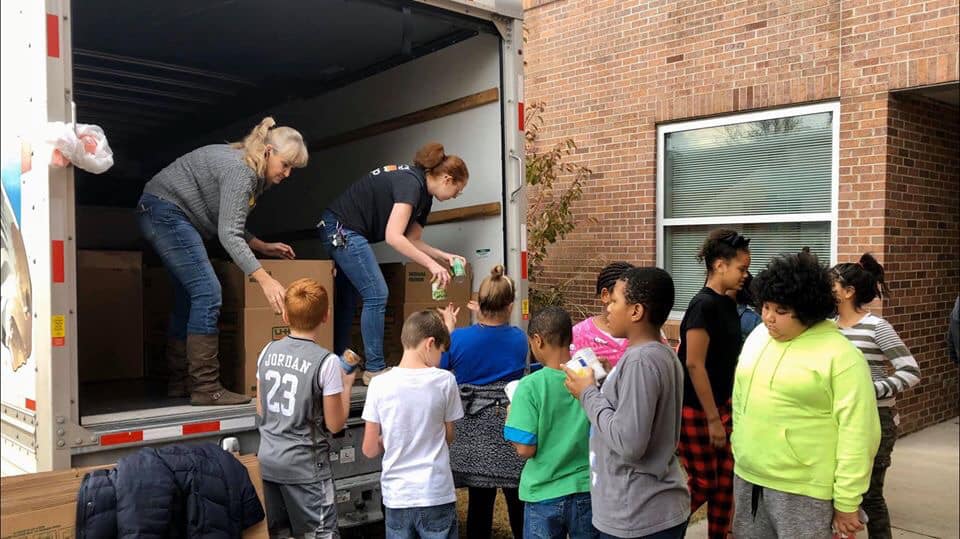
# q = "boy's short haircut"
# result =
<box><xmin>621</xmin><ymin>267</ymin><xmax>675</xmax><ymax>327</ymax></box>
<box><xmin>400</xmin><ymin>310</ymin><xmax>451</xmax><ymax>351</ymax></box>
<box><xmin>284</xmin><ymin>278</ymin><xmax>329</xmax><ymax>332</ymax></box>
<box><xmin>527</xmin><ymin>306</ymin><xmax>573</xmax><ymax>348</ymax></box>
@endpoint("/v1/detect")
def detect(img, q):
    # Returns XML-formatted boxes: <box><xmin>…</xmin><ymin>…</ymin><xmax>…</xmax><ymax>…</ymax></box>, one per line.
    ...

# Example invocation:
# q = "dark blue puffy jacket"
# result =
<box><xmin>76</xmin><ymin>443</ymin><xmax>265</xmax><ymax>538</ymax></box>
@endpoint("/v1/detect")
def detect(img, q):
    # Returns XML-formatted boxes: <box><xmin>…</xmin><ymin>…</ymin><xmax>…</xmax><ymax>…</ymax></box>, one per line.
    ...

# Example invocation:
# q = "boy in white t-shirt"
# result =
<box><xmin>361</xmin><ymin>310</ymin><xmax>464</xmax><ymax>539</ymax></box>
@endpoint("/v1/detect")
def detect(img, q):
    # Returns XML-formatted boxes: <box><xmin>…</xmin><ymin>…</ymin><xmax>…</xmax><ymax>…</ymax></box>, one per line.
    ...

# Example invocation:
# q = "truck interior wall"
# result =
<box><xmin>201</xmin><ymin>33</ymin><xmax>506</xmax><ymax>269</ymax></box>
<box><xmin>72</xmin><ymin>32</ymin><xmax>503</xmax><ymax>397</ymax></box>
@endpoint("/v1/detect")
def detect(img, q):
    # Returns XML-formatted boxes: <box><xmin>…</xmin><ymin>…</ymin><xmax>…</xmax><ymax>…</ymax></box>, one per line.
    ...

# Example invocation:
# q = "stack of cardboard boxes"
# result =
<box><xmin>0</xmin><ymin>454</ymin><xmax>269</xmax><ymax>538</ymax></box>
<box><xmin>77</xmin><ymin>250</ymin><xmax>144</xmax><ymax>382</ymax></box>
<box><xmin>214</xmin><ymin>259</ymin><xmax>335</xmax><ymax>397</ymax></box>
<box><xmin>350</xmin><ymin>262</ymin><xmax>472</xmax><ymax>367</ymax></box>
<box><xmin>79</xmin><ymin>252</ymin><xmax>470</xmax><ymax>391</ymax></box>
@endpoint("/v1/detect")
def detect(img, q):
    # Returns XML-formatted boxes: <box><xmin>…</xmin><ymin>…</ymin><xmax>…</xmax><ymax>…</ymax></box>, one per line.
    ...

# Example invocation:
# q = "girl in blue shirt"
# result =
<box><xmin>440</xmin><ymin>264</ymin><xmax>529</xmax><ymax>539</ymax></box>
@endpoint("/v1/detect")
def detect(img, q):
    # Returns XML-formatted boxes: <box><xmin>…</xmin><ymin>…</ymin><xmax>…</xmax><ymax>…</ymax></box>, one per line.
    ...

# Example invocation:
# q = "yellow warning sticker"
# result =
<box><xmin>521</xmin><ymin>299</ymin><xmax>529</xmax><ymax>316</ymax></box>
<box><xmin>52</xmin><ymin>315</ymin><xmax>66</xmax><ymax>346</ymax></box>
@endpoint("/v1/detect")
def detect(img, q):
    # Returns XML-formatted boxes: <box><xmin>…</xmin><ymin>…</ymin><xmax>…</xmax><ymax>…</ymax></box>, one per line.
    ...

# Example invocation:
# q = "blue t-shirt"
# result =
<box><xmin>441</xmin><ymin>324</ymin><xmax>529</xmax><ymax>385</ymax></box>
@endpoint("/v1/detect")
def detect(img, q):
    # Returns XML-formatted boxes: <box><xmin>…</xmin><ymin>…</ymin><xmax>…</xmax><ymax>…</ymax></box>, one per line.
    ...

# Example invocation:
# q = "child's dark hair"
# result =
<box><xmin>620</xmin><ymin>267</ymin><xmax>675</xmax><ymax>327</ymax></box>
<box><xmin>596</xmin><ymin>261</ymin><xmax>635</xmax><ymax>296</ymax></box>
<box><xmin>400</xmin><ymin>310</ymin><xmax>451</xmax><ymax>351</ymax></box>
<box><xmin>478</xmin><ymin>264</ymin><xmax>515</xmax><ymax>315</ymax></box>
<box><xmin>734</xmin><ymin>272</ymin><xmax>754</xmax><ymax>306</ymax></box>
<box><xmin>697</xmin><ymin>228</ymin><xmax>750</xmax><ymax>273</ymax></box>
<box><xmin>752</xmin><ymin>248</ymin><xmax>835</xmax><ymax>326</ymax></box>
<box><xmin>831</xmin><ymin>253</ymin><xmax>890</xmax><ymax>308</ymax></box>
<box><xmin>527</xmin><ymin>306</ymin><xmax>573</xmax><ymax>348</ymax></box>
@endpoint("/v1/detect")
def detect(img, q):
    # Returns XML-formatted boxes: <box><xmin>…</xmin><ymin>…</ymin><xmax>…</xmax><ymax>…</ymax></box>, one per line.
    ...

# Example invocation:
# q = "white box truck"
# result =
<box><xmin>1</xmin><ymin>0</ymin><xmax>526</xmax><ymax>526</ymax></box>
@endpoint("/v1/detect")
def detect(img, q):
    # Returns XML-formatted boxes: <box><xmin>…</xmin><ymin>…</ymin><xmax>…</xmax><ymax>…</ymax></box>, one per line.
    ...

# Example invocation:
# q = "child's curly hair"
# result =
<box><xmin>751</xmin><ymin>248</ymin><xmax>835</xmax><ymax>326</ymax></box>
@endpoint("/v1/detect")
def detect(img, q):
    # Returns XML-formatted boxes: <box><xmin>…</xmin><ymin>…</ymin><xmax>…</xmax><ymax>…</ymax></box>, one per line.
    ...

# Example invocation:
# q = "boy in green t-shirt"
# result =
<box><xmin>504</xmin><ymin>307</ymin><xmax>595</xmax><ymax>538</ymax></box>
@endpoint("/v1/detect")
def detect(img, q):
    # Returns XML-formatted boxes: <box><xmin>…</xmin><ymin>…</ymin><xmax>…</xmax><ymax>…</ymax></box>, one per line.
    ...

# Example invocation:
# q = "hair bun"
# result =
<box><xmin>490</xmin><ymin>264</ymin><xmax>505</xmax><ymax>279</ymax></box>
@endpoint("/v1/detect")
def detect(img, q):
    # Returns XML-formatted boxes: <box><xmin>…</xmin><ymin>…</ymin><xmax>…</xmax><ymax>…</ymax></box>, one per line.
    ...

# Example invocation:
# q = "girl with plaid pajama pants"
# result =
<box><xmin>676</xmin><ymin>229</ymin><xmax>752</xmax><ymax>539</ymax></box>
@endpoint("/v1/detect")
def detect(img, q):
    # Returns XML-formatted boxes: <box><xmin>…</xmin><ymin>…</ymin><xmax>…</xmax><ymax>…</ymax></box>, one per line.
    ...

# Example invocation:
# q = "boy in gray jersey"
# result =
<box><xmin>256</xmin><ymin>278</ymin><xmax>357</xmax><ymax>539</ymax></box>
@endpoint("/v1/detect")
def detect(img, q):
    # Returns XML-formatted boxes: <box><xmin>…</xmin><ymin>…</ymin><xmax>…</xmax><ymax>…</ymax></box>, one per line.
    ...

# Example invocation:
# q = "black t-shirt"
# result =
<box><xmin>677</xmin><ymin>287</ymin><xmax>743</xmax><ymax>409</ymax></box>
<box><xmin>326</xmin><ymin>164</ymin><xmax>433</xmax><ymax>243</ymax></box>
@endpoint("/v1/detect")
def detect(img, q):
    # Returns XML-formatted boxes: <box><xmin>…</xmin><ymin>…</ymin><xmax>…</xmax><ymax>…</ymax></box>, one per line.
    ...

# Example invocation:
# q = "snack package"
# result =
<box><xmin>505</xmin><ymin>380</ymin><xmax>520</xmax><ymax>402</ymax></box>
<box><xmin>565</xmin><ymin>347</ymin><xmax>607</xmax><ymax>381</ymax></box>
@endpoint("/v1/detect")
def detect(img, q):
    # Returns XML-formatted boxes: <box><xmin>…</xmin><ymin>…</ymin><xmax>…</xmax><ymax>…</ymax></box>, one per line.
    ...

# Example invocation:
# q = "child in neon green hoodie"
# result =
<box><xmin>731</xmin><ymin>249</ymin><xmax>880</xmax><ymax>539</ymax></box>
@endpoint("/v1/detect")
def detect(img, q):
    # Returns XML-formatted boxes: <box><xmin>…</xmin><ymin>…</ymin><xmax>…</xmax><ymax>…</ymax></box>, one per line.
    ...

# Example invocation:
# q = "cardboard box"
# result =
<box><xmin>220</xmin><ymin>307</ymin><xmax>334</xmax><ymax>397</ymax></box>
<box><xmin>77</xmin><ymin>250</ymin><xmax>144</xmax><ymax>382</ymax></box>
<box><xmin>350</xmin><ymin>302</ymin><xmax>472</xmax><ymax>368</ymax></box>
<box><xmin>216</xmin><ymin>259</ymin><xmax>337</xmax><ymax>312</ymax></box>
<box><xmin>402</xmin><ymin>262</ymin><xmax>472</xmax><ymax>303</ymax></box>
<box><xmin>143</xmin><ymin>266</ymin><xmax>173</xmax><ymax>378</ymax></box>
<box><xmin>380</xmin><ymin>262</ymin><xmax>406</xmax><ymax>305</ymax></box>
<box><xmin>403</xmin><ymin>302</ymin><xmax>471</xmax><ymax>327</ymax></box>
<box><xmin>215</xmin><ymin>259</ymin><xmax>335</xmax><ymax>396</ymax></box>
<box><xmin>0</xmin><ymin>455</ymin><xmax>267</xmax><ymax>539</ymax></box>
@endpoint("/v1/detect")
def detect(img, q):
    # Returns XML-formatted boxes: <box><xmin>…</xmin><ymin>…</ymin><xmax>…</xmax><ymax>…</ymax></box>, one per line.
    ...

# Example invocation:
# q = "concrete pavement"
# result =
<box><xmin>685</xmin><ymin>417</ymin><xmax>960</xmax><ymax>538</ymax></box>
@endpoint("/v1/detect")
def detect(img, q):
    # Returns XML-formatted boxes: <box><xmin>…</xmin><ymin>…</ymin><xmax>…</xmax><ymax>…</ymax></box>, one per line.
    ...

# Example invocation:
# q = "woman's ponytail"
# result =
<box><xmin>831</xmin><ymin>252</ymin><xmax>890</xmax><ymax>308</ymax></box>
<box><xmin>478</xmin><ymin>264</ymin><xmax>514</xmax><ymax>315</ymax></box>
<box><xmin>414</xmin><ymin>142</ymin><xmax>446</xmax><ymax>170</ymax></box>
<box><xmin>858</xmin><ymin>253</ymin><xmax>890</xmax><ymax>300</ymax></box>
<box><xmin>413</xmin><ymin>142</ymin><xmax>469</xmax><ymax>186</ymax></box>
<box><xmin>231</xmin><ymin>117</ymin><xmax>308</xmax><ymax>178</ymax></box>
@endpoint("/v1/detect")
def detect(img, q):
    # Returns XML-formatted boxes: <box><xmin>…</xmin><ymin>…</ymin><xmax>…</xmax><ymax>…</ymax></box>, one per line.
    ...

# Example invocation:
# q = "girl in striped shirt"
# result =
<box><xmin>832</xmin><ymin>253</ymin><xmax>921</xmax><ymax>539</ymax></box>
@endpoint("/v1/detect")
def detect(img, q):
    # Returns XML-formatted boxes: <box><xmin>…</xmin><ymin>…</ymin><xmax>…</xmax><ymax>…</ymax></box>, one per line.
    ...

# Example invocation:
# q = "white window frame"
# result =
<box><xmin>656</xmin><ymin>101</ymin><xmax>840</xmax><ymax>318</ymax></box>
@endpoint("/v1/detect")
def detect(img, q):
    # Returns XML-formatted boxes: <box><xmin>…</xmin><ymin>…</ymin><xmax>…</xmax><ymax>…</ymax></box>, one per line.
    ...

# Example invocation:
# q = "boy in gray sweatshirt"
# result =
<box><xmin>564</xmin><ymin>267</ymin><xmax>690</xmax><ymax>539</ymax></box>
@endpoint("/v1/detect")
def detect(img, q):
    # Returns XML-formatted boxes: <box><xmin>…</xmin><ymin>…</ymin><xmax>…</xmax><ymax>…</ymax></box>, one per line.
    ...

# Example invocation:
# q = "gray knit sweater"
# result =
<box><xmin>143</xmin><ymin>144</ymin><xmax>264</xmax><ymax>275</ymax></box>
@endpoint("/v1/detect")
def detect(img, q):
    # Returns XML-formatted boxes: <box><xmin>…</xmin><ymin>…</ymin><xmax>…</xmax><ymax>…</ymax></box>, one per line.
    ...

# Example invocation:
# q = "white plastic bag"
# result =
<box><xmin>47</xmin><ymin>122</ymin><xmax>114</xmax><ymax>174</ymax></box>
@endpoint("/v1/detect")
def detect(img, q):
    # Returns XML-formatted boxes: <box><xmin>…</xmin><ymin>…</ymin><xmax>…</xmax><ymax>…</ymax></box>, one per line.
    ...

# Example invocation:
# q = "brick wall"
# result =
<box><xmin>524</xmin><ymin>0</ymin><xmax>959</xmax><ymax>429</ymax></box>
<box><xmin>838</xmin><ymin>0</ymin><xmax>959</xmax><ymax>268</ymax></box>
<box><xmin>882</xmin><ymin>95</ymin><xmax>960</xmax><ymax>434</ymax></box>
<box><xmin>524</xmin><ymin>0</ymin><xmax>846</xmax><ymax>313</ymax></box>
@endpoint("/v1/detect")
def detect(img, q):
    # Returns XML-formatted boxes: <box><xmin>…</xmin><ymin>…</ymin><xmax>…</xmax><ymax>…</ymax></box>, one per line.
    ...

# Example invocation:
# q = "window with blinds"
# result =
<box><xmin>657</xmin><ymin>105</ymin><xmax>837</xmax><ymax>313</ymax></box>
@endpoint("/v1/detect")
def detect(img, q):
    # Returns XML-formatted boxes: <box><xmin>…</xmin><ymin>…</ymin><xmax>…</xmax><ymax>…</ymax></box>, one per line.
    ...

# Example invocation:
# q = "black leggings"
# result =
<box><xmin>466</xmin><ymin>486</ymin><xmax>524</xmax><ymax>539</ymax></box>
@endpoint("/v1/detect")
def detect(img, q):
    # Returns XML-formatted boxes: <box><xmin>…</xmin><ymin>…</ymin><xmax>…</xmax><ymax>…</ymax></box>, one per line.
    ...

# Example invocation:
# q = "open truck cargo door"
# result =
<box><xmin>1</xmin><ymin>0</ymin><xmax>80</xmax><ymax>474</ymax></box>
<box><xmin>3</xmin><ymin>0</ymin><xmax>524</xmax><ymax>478</ymax></box>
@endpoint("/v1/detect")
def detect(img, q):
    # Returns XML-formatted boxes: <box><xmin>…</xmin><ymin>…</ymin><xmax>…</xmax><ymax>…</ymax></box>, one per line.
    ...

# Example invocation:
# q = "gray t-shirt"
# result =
<box><xmin>579</xmin><ymin>341</ymin><xmax>690</xmax><ymax>537</ymax></box>
<box><xmin>256</xmin><ymin>336</ymin><xmax>343</xmax><ymax>484</ymax></box>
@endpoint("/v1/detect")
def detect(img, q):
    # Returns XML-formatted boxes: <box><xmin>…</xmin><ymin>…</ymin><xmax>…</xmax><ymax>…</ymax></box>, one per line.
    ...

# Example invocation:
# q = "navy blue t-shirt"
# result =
<box><xmin>441</xmin><ymin>324</ymin><xmax>530</xmax><ymax>385</ymax></box>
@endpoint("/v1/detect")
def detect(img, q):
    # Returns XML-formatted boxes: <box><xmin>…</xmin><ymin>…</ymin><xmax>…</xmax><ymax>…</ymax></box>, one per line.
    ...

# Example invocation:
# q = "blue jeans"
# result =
<box><xmin>385</xmin><ymin>503</ymin><xmax>458</xmax><ymax>539</ymax></box>
<box><xmin>524</xmin><ymin>492</ymin><xmax>597</xmax><ymax>539</ymax></box>
<box><xmin>319</xmin><ymin>210</ymin><xmax>388</xmax><ymax>372</ymax></box>
<box><xmin>137</xmin><ymin>193</ymin><xmax>221</xmax><ymax>338</ymax></box>
<box><xmin>595</xmin><ymin>521</ymin><xmax>688</xmax><ymax>539</ymax></box>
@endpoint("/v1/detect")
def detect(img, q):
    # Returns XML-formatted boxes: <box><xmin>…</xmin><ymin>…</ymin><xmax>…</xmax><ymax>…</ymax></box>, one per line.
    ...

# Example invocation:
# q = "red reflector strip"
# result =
<box><xmin>518</xmin><ymin>102</ymin><xmax>525</xmax><ymax>132</ymax></box>
<box><xmin>101</xmin><ymin>431</ymin><xmax>144</xmax><ymax>446</ymax></box>
<box><xmin>52</xmin><ymin>240</ymin><xmax>65</xmax><ymax>283</ymax></box>
<box><xmin>25</xmin><ymin>399</ymin><xmax>36</xmax><ymax>411</ymax></box>
<box><xmin>46</xmin><ymin>14</ymin><xmax>60</xmax><ymax>59</ymax></box>
<box><xmin>520</xmin><ymin>251</ymin><xmax>528</xmax><ymax>280</ymax></box>
<box><xmin>182</xmin><ymin>421</ymin><xmax>220</xmax><ymax>435</ymax></box>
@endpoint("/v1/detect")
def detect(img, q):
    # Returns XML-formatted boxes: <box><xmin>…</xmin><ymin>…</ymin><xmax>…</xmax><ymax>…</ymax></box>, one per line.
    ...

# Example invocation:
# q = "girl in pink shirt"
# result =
<box><xmin>571</xmin><ymin>262</ymin><xmax>634</xmax><ymax>366</ymax></box>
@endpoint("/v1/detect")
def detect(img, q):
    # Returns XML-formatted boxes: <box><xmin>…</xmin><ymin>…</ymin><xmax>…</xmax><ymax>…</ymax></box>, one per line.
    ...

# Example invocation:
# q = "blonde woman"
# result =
<box><xmin>137</xmin><ymin>117</ymin><xmax>308</xmax><ymax>406</ymax></box>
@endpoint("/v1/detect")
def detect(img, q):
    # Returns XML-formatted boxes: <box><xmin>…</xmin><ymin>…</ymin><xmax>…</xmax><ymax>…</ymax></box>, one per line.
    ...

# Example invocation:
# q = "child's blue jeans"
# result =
<box><xmin>384</xmin><ymin>503</ymin><xmax>458</xmax><ymax>539</ymax></box>
<box><xmin>524</xmin><ymin>492</ymin><xmax>596</xmax><ymax>539</ymax></box>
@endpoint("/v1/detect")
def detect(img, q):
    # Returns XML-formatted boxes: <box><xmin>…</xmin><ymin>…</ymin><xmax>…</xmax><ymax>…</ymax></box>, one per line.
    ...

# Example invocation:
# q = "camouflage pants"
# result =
<box><xmin>863</xmin><ymin>407</ymin><xmax>898</xmax><ymax>539</ymax></box>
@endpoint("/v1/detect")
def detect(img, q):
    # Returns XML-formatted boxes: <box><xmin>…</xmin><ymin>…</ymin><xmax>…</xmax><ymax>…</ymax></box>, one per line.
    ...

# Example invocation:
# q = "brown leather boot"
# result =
<box><xmin>166</xmin><ymin>338</ymin><xmax>189</xmax><ymax>398</ymax></box>
<box><xmin>187</xmin><ymin>334</ymin><xmax>251</xmax><ymax>406</ymax></box>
